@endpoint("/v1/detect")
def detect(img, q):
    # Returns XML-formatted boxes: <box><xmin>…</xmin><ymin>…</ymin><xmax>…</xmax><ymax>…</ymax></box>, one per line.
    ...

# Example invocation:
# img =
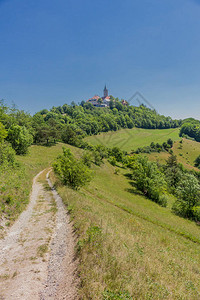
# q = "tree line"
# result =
<box><xmin>0</xmin><ymin>99</ymin><xmax>181</xmax><ymax>159</ymax></box>
<box><xmin>180</xmin><ymin>118</ymin><xmax>200</xmax><ymax>142</ymax></box>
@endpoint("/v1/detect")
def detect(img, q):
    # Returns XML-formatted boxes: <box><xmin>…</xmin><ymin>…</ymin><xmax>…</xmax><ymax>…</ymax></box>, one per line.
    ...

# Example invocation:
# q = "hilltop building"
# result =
<box><xmin>86</xmin><ymin>86</ymin><xmax>128</xmax><ymax>107</ymax></box>
<box><xmin>87</xmin><ymin>85</ymin><xmax>111</xmax><ymax>107</ymax></box>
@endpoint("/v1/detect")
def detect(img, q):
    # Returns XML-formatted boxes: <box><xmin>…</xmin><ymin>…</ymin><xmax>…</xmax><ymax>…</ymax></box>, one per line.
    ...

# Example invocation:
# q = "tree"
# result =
<box><xmin>7</xmin><ymin>125</ymin><xmax>33</xmax><ymax>155</ymax></box>
<box><xmin>130</xmin><ymin>156</ymin><xmax>167</xmax><ymax>206</ymax></box>
<box><xmin>97</xmin><ymin>98</ymin><xmax>103</xmax><ymax>105</ymax></box>
<box><xmin>53</xmin><ymin>148</ymin><xmax>92</xmax><ymax>189</ymax></box>
<box><xmin>167</xmin><ymin>138</ymin><xmax>173</xmax><ymax>148</ymax></box>
<box><xmin>164</xmin><ymin>154</ymin><xmax>182</xmax><ymax>191</ymax></box>
<box><xmin>0</xmin><ymin>142</ymin><xmax>15</xmax><ymax>165</ymax></box>
<box><xmin>172</xmin><ymin>173</ymin><xmax>200</xmax><ymax>219</ymax></box>
<box><xmin>0</xmin><ymin>122</ymin><xmax>7</xmax><ymax>142</ymax></box>
<box><xmin>194</xmin><ymin>155</ymin><xmax>200</xmax><ymax>169</ymax></box>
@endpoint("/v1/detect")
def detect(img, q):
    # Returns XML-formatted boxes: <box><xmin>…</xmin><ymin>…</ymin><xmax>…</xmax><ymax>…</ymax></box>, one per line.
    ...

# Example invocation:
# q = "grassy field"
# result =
<box><xmin>147</xmin><ymin>138</ymin><xmax>200</xmax><ymax>171</ymax></box>
<box><xmin>85</xmin><ymin>127</ymin><xmax>200</xmax><ymax>171</ymax></box>
<box><xmin>50</xmin><ymin>146</ymin><xmax>200</xmax><ymax>300</ymax></box>
<box><xmin>85</xmin><ymin>128</ymin><xmax>180</xmax><ymax>152</ymax></box>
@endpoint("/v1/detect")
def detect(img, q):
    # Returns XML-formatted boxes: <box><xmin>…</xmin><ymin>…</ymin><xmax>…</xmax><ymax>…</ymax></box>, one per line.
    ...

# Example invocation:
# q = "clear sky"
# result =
<box><xmin>0</xmin><ymin>0</ymin><xmax>200</xmax><ymax>120</ymax></box>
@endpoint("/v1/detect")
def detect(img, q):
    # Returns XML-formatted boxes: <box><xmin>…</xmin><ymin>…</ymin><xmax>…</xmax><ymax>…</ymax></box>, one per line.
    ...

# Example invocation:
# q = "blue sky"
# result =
<box><xmin>0</xmin><ymin>0</ymin><xmax>200</xmax><ymax>119</ymax></box>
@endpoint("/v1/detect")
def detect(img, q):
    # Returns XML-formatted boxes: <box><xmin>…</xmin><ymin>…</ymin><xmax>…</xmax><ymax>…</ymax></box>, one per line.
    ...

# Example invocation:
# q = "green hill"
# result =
<box><xmin>50</xmin><ymin>146</ymin><xmax>200</xmax><ymax>299</ymax></box>
<box><xmin>85</xmin><ymin>127</ymin><xmax>180</xmax><ymax>152</ymax></box>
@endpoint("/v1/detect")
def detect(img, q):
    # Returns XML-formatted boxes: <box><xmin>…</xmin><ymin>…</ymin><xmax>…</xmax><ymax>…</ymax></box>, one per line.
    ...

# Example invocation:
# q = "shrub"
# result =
<box><xmin>194</xmin><ymin>155</ymin><xmax>200</xmax><ymax>169</ymax></box>
<box><xmin>7</xmin><ymin>125</ymin><xmax>33</xmax><ymax>155</ymax></box>
<box><xmin>53</xmin><ymin>148</ymin><xmax>92</xmax><ymax>190</ymax></box>
<box><xmin>93</xmin><ymin>151</ymin><xmax>103</xmax><ymax>166</ymax></box>
<box><xmin>0</xmin><ymin>141</ymin><xmax>16</xmax><ymax>166</ymax></box>
<box><xmin>158</xmin><ymin>194</ymin><xmax>169</xmax><ymax>207</ymax></box>
<box><xmin>130</xmin><ymin>156</ymin><xmax>167</xmax><ymax>205</ymax></box>
<box><xmin>172</xmin><ymin>173</ymin><xmax>200</xmax><ymax>219</ymax></box>
<box><xmin>108</xmin><ymin>156</ymin><xmax>117</xmax><ymax>166</ymax></box>
<box><xmin>192</xmin><ymin>206</ymin><xmax>200</xmax><ymax>222</ymax></box>
<box><xmin>81</xmin><ymin>151</ymin><xmax>93</xmax><ymax>167</ymax></box>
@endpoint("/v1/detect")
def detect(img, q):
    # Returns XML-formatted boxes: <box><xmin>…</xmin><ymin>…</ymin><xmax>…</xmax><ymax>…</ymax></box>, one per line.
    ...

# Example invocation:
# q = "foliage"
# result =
<box><xmin>7</xmin><ymin>125</ymin><xmax>33</xmax><ymax>155</ymax></box>
<box><xmin>53</xmin><ymin>148</ymin><xmax>92</xmax><ymax>189</ymax></box>
<box><xmin>172</xmin><ymin>173</ymin><xmax>200</xmax><ymax>220</ymax></box>
<box><xmin>93</xmin><ymin>150</ymin><xmax>103</xmax><ymax>166</ymax></box>
<box><xmin>180</xmin><ymin>119</ymin><xmax>200</xmax><ymax>142</ymax></box>
<box><xmin>81</xmin><ymin>151</ymin><xmax>93</xmax><ymax>167</ymax></box>
<box><xmin>31</xmin><ymin>101</ymin><xmax>181</xmax><ymax>147</ymax></box>
<box><xmin>133</xmin><ymin>138</ymin><xmax>173</xmax><ymax>154</ymax></box>
<box><xmin>0</xmin><ymin>122</ymin><xmax>7</xmax><ymax>142</ymax></box>
<box><xmin>163</xmin><ymin>154</ymin><xmax>183</xmax><ymax>192</ymax></box>
<box><xmin>0</xmin><ymin>142</ymin><xmax>16</xmax><ymax>166</ymax></box>
<box><xmin>129</xmin><ymin>156</ymin><xmax>167</xmax><ymax>206</ymax></box>
<box><xmin>194</xmin><ymin>155</ymin><xmax>200</xmax><ymax>169</ymax></box>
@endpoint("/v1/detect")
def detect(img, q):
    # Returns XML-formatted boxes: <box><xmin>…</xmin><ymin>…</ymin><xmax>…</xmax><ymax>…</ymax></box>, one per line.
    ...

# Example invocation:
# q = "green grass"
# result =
<box><xmin>50</xmin><ymin>149</ymin><xmax>200</xmax><ymax>299</ymax></box>
<box><xmin>1</xmin><ymin>140</ymin><xmax>200</xmax><ymax>299</ymax></box>
<box><xmin>0</xmin><ymin>143</ymin><xmax>66</xmax><ymax>228</ymax></box>
<box><xmin>85</xmin><ymin>127</ymin><xmax>180</xmax><ymax>152</ymax></box>
<box><xmin>147</xmin><ymin>138</ymin><xmax>200</xmax><ymax>171</ymax></box>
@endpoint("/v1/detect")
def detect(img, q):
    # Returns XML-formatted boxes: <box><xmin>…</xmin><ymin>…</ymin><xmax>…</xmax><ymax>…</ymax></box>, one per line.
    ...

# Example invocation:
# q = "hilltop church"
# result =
<box><xmin>87</xmin><ymin>85</ymin><xmax>111</xmax><ymax>107</ymax></box>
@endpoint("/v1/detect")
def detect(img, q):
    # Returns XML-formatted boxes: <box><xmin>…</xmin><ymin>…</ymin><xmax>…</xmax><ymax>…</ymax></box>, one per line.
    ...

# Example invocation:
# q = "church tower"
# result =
<box><xmin>104</xmin><ymin>85</ymin><xmax>108</xmax><ymax>98</ymax></box>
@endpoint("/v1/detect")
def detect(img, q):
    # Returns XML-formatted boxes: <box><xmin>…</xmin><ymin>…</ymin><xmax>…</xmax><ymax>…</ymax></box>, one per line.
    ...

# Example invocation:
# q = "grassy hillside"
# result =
<box><xmin>0</xmin><ymin>143</ymin><xmax>65</xmax><ymax>232</ymax></box>
<box><xmin>85</xmin><ymin>128</ymin><xmax>180</xmax><ymax>152</ymax></box>
<box><xmin>147</xmin><ymin>138</ymin><xmax>200</xmax><ymax>171</ymax></box>
<box><xmin>50</xmin><ymin>147</ymin><xmax>200</xmax><ymax>300</ymax></box>
<box><xmin>1</xmin><ymin>141</ymin><xmax>200</xmax><ymax>299</ymax></box>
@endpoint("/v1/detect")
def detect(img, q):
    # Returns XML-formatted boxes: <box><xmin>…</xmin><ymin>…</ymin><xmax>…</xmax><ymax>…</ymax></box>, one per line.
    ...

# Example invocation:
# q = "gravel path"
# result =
<box><xmin>0</xmin><ymin>169</ymin><xmax>78</xmax><ymax>300</ymax></box>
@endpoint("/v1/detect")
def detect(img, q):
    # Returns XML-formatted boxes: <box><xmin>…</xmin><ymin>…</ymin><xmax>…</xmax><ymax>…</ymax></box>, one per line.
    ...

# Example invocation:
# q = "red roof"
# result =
<box><xmin>87</xmin><ymin>95</ymin><xmax>100</xmax><ymax>102</ymax></box>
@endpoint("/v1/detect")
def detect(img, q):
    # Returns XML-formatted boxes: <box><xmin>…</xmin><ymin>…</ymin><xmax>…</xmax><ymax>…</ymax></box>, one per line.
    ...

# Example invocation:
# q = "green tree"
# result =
<box><xmin>7</xmin><ymin>125</ymin><xmax>33</xmax><ymax>155</ymax></box>
<box><xmin>0</xmin><ymin>122</ymin><xmax>7</xmax><ymax>142</ymax></box>
<box><xmin>130</xmin><ymin>156</ymin><xmax>167</xmax><ymax>206</ymax></box>
<box><xmin>97</xmin><ymin>98</ymin><xmax>103</xmax><ymax>105</ymax></box>
<box><xmin>194</xmin><ymin>155</ymin><xmax>200</xmax><ymax>168</ymax></box>
<box><xmin>0</xmin><ymin>142</ymin><xmax>15</xmax><ymax>165</ymax></box>
<box><xmin>53</xmin><ymin>148</ymin><xmax>92</xmax><ymax>190</ymax></box>
<box><xmin>172</xmin><ymin>173</ymin><xmax>200</xmax><ymax>219</ymax></box>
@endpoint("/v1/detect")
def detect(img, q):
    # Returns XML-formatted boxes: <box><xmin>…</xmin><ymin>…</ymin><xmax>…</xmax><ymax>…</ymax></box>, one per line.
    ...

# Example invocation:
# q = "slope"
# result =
<box><xmin>51</xmin><ymin>151</ymin><xmax>200</xmax><ymax>299</ymax></box>
<box><xmin>85</xmin><ymin>127</ymin><xmax>180</xmax><ymax>152</ymax></box>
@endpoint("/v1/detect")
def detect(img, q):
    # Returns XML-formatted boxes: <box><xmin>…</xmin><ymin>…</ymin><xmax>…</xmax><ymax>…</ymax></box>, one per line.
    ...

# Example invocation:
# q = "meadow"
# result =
<box><xmin>85</xmin><ymin>127</ymin><xmax>200</xmax><ymax>171</ymax></box>
<box><xmin>147</xmin><ymin>138</ymin><xmax>200</xmax><ymax>171</ymax></box>
<box><xmin>50</xmin><ymin>145</ymin><xmax>200</xmax><ymax>300</ymax></box>
<box><xmin>1</xmin><ymin>141</ymin><xmax>200</xmax><ymax>299</ymax></box>
<box><xmin>85</xmin><ymin>127</ymin><xmax>180</xmax><ymax>152</ymax></box>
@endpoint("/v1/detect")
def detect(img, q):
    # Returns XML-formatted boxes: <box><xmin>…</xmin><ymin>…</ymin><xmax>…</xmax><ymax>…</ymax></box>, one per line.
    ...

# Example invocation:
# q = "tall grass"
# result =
<box><xmin>50</xmin><ymin>158</ymin><xmax>200</xmax><ymax>299</ymax></box>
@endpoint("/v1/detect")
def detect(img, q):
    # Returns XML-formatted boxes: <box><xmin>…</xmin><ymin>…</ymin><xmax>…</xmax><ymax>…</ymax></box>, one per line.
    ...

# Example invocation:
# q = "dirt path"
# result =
<box><xmin>0</xmin><ymin>169</ymin><xmax>78</xmax><ymax>300</ymax></box>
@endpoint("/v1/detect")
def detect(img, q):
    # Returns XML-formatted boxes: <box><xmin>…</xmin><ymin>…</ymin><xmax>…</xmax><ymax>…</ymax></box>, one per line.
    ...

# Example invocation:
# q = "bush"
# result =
<box><xmin>7</xmin><ymin>125</ymin><xmax>33</xmax><ymax>155</ymax></box>
<box><xmin>93</xmin><ymin>151</ymin><xmax>103</xmax><ymax>166</ymax></box>
<box><xmin>130</xmin><ymin>156</ymin><xmax>167</xmax><ymax>205</ymax></box>
<box><xmin>81</xmin><ymin>151</ymin><xmax>93</xmax><ymax>167</ymax></box>
<box><xmin>108</xmin><ymin>156</ymin><xmax>117</xmax><ymax>166</ymax></box>
<box><xmin>172</xmin><ymin>173</ymin><xmax>200</xmax><ymax>219</ymax></box>
<box><xmin>158</xmin><ymin>194</ymin><xmax>169</xmax><ymax>207</ymax></box>
<box><xmin>0</xmin><ymin>141</ymin><xmax>16</xmax><ymax>166</ymax></box>
<box><xmin>53</xmin><ymin>148</ymin><xmax>92</xmax><ymax>190</ymax></box>
<box><xmin>192</xmin><ymin>206</ymin><xmax>200</xmax><ymax>222</ymax></box>
<box><xmin>194</xmin><ymin>155</ymin><xmax>200</xmax><ymax>169</ymax></box>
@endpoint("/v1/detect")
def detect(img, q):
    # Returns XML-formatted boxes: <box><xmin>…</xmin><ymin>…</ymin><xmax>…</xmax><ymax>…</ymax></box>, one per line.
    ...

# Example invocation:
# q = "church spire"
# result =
<box><xmin>104</xmin><ymin>84</ymin><xmax>108</xmax><ymax>98</ymax></box>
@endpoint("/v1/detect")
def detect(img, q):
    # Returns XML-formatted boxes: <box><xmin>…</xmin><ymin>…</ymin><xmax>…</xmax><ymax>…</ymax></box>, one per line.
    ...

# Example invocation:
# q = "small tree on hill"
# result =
<box><xmin>194</xmin><ymin>155</ymin><xmax>200</xmax><ymax>169</ymax></box>
<box><xmin>7</xmin><ymin>125</ymin><xmax>33</xmax><ymax>155</ymax></box>
<box><xmin>53</xmin><ymin>148</ymin><xmax>92</xmax><ymax>190</ymax></box>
